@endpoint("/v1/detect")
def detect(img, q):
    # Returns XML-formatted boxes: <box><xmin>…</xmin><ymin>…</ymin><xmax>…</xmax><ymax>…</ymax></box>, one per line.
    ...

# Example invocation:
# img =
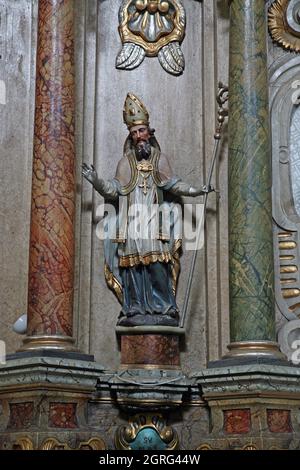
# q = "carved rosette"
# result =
<box><xmin>268</xmin><ymin>0</ymin><xmax>300</xmax><ymax>52</ymax></box>
<box><xmin>116</xmin><ymin>0</ymin><xmax>186</xmax><ymax>75</ymax></box>
<box><xmin>115</xmin><ymin>414</ymin><xmax>179</xmax><ymax>450</ymax></box>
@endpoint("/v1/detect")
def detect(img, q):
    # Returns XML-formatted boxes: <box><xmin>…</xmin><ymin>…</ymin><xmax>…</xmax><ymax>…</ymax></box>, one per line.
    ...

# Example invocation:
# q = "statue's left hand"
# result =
<box><xmin>82</xmin><ymin>163</ymin><xmax>98</xmax><ymax>186</ymax></box>
<box><xmin>202</xmin><ymin>184</ymin><xmax>214</xmax><ymax>194</ymax></box>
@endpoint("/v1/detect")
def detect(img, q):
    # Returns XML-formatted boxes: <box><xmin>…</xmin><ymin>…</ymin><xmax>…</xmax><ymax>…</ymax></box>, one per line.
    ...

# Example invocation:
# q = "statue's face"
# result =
<box><xmin>130</xmin><ymin>125</ymin><xmax>150</xmax><ymax>145</ymax></box>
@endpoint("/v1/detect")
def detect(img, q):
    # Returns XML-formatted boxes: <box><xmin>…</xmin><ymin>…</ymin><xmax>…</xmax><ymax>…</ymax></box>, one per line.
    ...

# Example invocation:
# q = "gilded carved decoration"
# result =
<box><xmin>12</xmin><ymin>436</ymin><xmax>106</xmax><ymax>450</ymax></box>
<box><xmin>196</xmin><ymin>443</ymin><xmax>259</xmax><ymax>450</ymax></box>
<box><xmin>41</xmin><ymin>437</ymin><xmax>106</xmax><ymax>450</ymax></box>
<box><xmin>115</xmin><ymin>414</ymin><xmax>179</xmax><ymax>450</ymax></box>
<box><xmin>41</xmin><ymin>438</ymin><xmax>70</xmax><ymax>450</ymax></box>
<box><xmin>12</xmin><ymin>437</ymin><xmax>34</xmax><ymax>450</ymax></box>
<box><xmin>277</xmin><ymin>232</ymin><xmax>300</xmax><ymax>305</ymax></box>
<box><xmin>116</xmin><ymin>0</ymin><xmax>186</xmax><ymax>75</ymax></box>
<box><xmin>242</xmin><ymin>444</ymin><xmax>258</xmax><ymax>450</ymax></box>
<box><xmin>197</xmin><ymin>444</ymin><xmax>213</xmax><ymax>450</ymax></box>
<box><xmin>268</xmin><ymin>0</ymin><xmax>300</xmax><ymax>52</ymax></box>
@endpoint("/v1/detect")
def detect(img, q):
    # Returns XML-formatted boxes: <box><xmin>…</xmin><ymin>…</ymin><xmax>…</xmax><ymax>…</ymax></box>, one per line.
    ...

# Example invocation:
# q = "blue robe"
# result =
<box><xmin>103</xmin><ymin>146</ymin><xmax>181</xmax><ymax>326</ymax></box>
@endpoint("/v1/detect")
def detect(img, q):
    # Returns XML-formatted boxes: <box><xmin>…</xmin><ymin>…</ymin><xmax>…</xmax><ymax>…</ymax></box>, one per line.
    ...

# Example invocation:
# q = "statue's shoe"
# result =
<box><xmin>117</xmin><ymin>313</ymin><xmax>179</xmax><ymax>327</ymax></box>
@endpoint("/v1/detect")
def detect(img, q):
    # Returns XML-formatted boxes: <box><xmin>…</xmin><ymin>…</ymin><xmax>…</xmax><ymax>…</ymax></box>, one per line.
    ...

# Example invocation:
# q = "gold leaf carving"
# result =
<box><xmin>12</xmin><ymin>437</ymin><xmax>34</xmax><ymax>450</ymax></box>
<box><xmin>268</xmin><ymin>0</ymin><xmax>300</xmax><ymax>52</ymax></box>
<box><xmin>41</xmin><ymin>436</ymin><xmax>106</xmax><ymax>450</ymax></box>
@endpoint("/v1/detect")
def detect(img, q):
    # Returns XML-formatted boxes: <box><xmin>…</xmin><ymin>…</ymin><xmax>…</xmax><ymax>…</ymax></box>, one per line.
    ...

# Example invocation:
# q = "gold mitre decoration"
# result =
<box><xmin>123</xmin><ymin>93</ymin><xmax>149</xmax><ymax>130</ymax></box>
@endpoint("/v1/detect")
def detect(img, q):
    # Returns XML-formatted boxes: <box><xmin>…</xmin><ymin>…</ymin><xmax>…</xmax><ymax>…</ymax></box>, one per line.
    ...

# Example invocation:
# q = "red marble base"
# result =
<box><xmin>121</xmin><ymin>334</ymin><xmax>180</xmax><ymax>368</ymax></box>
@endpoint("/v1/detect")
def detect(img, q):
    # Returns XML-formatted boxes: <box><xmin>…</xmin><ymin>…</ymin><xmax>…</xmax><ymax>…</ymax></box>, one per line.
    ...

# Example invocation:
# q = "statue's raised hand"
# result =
<box><xmin>82</xmin><ymin>163</ymin><xmax>98</xmax><ymax>187</ymax></box>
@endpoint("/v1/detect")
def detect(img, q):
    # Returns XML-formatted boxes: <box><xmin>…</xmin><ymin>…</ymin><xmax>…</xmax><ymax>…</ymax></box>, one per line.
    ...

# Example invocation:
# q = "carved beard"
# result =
<box><xmin>135</xmin><ymin>141</ymin><xmax>151</xmax><ymax>161</ymax></box>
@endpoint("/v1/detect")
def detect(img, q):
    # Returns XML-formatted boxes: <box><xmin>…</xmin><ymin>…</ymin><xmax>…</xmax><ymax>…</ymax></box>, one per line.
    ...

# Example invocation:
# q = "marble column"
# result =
<box><xmin>227</xmin><ymin>0</ymin><xmax>283</xmax><ymax>358</ymax></box>
<box><xmin>21</xmin><ymin>0</ymin><xmax>76</xmax><ymax>351</ymax></box>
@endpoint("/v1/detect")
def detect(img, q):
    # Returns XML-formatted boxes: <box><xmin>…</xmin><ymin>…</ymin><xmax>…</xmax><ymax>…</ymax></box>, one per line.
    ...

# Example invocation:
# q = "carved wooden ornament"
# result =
<box><xmin>116</xmin><ymin>0</ymin><xmax>186</xmax><ymax>75</ymax></box>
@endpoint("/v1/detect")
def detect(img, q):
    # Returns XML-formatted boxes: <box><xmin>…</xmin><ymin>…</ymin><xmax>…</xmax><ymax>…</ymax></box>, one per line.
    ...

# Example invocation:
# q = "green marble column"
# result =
<box><xmin>227</xmin><ymin>0</ymin><xmax>282</xmax><ymax>358</ymax></box>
